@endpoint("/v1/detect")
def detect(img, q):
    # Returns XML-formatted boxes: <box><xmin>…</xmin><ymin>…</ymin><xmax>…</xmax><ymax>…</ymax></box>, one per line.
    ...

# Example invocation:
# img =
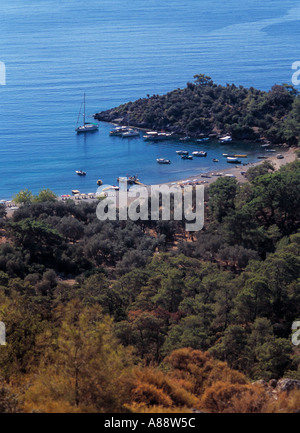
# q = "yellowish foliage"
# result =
<box><xmin>130</xmin><ymin>367</ymin><xmax>200</xmax><ymax>411</ymax></box>
<box><xmin>164</xmin><ymin>348</ymin><xmax>247</xmax><ymax>397</ymax></box>
<box><xmin>201</xmin><ymin>381</ymin><xmax>268</xmax><ymax>413</ymax></box>
<box><xmin>266</xmin><ymin>390</ymin><xmax>300</xmax><ymax>413</ymax></box>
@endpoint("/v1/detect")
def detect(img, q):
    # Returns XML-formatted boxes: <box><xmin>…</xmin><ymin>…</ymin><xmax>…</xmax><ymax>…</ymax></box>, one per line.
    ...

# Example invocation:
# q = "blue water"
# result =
<box><xmin>0</xmin><ymin>0</ymin><xmax>299</xmax><ymax>199</ymax></box>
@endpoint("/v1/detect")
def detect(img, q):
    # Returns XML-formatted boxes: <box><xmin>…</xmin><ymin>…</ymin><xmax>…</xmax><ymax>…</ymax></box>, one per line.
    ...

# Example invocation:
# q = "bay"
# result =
<box><xmin>0</xmin><ymin>0</ymin><xmax>299</xmax><ymax>199</ymax></box>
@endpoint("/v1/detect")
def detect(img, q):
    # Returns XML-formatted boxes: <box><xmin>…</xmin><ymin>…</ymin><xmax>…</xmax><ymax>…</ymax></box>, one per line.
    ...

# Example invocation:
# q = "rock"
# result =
<box><xmin>269</xmin><ymin>379</ymin><xmax>277</xmax><ymax>388</ymax></box>
<box><xmin>275</xmin><ymin>379</ymin><xmax>300</xmax><ymax>394</ymax></box>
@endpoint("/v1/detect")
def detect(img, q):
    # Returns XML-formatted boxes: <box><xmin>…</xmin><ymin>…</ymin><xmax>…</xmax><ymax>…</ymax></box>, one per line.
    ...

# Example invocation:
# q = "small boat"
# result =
<box><xmin>261</xmin><ymin>143</ymin><xmax>270</xmax><ymax>147</ymax></box>
<box><xmin>180</xmin><ymin>136</ymin><xmax>193</xmax><ymax>142</ymax></box>
<box><xmin>122</xmin><ymin>129</ymin><xmax>139</xmax><ymax>138</ymax></box>
<box><xmin>102</xmin><ymin>185</ymin><xmax>120</xmax><ymax>191</ymax></box>
<box><xmin>227</xmin><ymin>157</ymin><xmax>241</xmax><ymax>164</ymax></box>
<box><xmin>265</xmin><ymin>149</ymin><xmax>276</xmax><ymax>152</ymax></box>
<box><xmin>192</xmin><ymin>151</ymin><xmax>207</xmax><ymax>157</ymax></box>
<box><xmin>143</xmin><ymin>131</ymin><xmax>172</xmax><ymax>141</ymax></box>
<box><xmin>176</xmin><ymin>150</ymin><xmax>189</xmax><ymax>155</ymax></box>
<box><xmin>181</xmin><ymin>155</ymin><xmax>193</xmax><ymax>160</ymax></box>
<box><xmin>117</xmin><ymin>175</ymin><xmax>139</xmax><ymax>184</ymax></box>
<box><xmin>109</xmin><ymin>126</ymin><xmax>130</xmax><ymax>136</ymax></box>
<box><xmin>143</xmin><ymin>131</ymin><xmax>158</xmax><ymax>140</ymax></box>
<box><xmin>76</xmin><ymin>170</ymin><xmax>86</xmax><ymax>176</ymax></box>
<box><xmin>222</xmin><ymin>153</ymin><xmax>235</xmax><ymax>157</ymax></box>
<box><xmin>97</xmin><ymin>179</ymin><xmax>103</xmax><ymax>186</ymax></box>
<box><xmin>212</xmin><ymin>158</ymin><xmax>219</xmax><ymax>162</ymax></box>
<box><xmin>156</xmin><ymin>158</ymin><xmax>171</xmax><ymax>164</ymax></box>
<box><xmin>219</xmin><ymin>135</ymin><xmax>232</xmax><ymax>143</ymax></box>
<box><xmin>197</xmin><ymin>137</ymin><xmax>209</xmax><ymax>142</ymax></box>
<box><xmin>234</xmin><ymin>154</ymin><xmax>247</xmax><ymax>158</ymax></box>
<box><xmin>75</xmin><ymin>93</ymin><xmax>99</xmax><ymax>133</ymax></box>
<box><xmin>257</xmin><ymin>156</ymin><xmax>268</xmax><ymax>159</ymax></box>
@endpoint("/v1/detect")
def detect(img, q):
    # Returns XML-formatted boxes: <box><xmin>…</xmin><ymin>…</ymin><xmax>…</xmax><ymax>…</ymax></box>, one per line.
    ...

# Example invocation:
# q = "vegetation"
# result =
<box><xmin>0</xmin><ymin>160</ymin><xmax>299</xmax><ymax>412</ymax></box>
<box><xmin>13</xmin><ymin>188</ymin><xmax>57</xmax><ymax>205</ymax></box>
<box><xmin>95</xmin><ymin>75</ymin><xmax>300</xmax><ymax>144</ymax></box>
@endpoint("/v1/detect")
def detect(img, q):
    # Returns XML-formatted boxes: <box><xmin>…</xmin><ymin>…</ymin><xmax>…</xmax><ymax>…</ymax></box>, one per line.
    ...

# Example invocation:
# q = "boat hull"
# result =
<box><xmin>76</xmin><ymin>124</ymin><xmax>99</xmax><ymax>133</ymax></box>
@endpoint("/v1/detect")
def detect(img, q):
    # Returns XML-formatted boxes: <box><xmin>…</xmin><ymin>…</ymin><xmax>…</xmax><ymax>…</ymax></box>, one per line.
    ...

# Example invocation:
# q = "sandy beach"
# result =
<box><xmin>161</xmin><ymin>146</ymin><xmax>298</xmax><ymax>188</ymax></box>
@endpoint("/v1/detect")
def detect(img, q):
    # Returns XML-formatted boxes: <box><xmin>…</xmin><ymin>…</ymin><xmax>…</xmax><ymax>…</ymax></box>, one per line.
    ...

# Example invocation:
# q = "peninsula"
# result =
<box><xmin>94</xmin><ymin>74</ymin><xmax>300</xmax><ymax>145</ymax></box>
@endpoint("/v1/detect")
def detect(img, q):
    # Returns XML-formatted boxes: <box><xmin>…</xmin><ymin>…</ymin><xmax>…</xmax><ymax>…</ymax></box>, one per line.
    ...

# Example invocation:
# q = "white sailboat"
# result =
<box><xmin>75</xmin><ymin>93</ymin><xmax>99</xmax><ymax>133</ymax></box>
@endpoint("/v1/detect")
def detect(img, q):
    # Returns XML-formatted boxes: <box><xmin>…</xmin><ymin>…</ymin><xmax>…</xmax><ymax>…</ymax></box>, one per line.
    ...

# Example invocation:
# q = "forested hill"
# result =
<box><xmin>94</xmin><ymin>74</ymin><xmax>300</xmax><ymax>144</ymax></box>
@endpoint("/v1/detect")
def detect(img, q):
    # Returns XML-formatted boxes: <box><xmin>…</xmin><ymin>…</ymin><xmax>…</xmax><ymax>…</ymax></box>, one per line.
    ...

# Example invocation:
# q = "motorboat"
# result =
<box><xmin>117</xmin><ymin>175</ymin><xmax>139</xmax><ymax>184</ymax></box>
<box><xmin>181</xmin><ymin>155</ymin><xmax>193</xmax><ymax>160</ymax></box>
<box><xmin>197</xmin><ymin>137</ymin><xmax>209</xmax><ymax>142</ymax></box>
<box><xmin>227</xmin><ymin>157</ymin><xmax>241</xmax><ymax>163</ymax></box>
<box><xmin>219</xmin><ymin>135</ymin><xmax>232</xmax><ymax>143</ymax></box>
<box><xmin>102</xmin><ymin>185</ymin><xmax>120</xmax><ymax>192</ymax></box>
<box><xmin>192</xmin><ymin>151</ymin><xmax>207</xmax><ymax>157</ymax></box>
<box><xmin>176</xmin><ymin>150</ymin><xmax>189</xmax><ymax>155</ymax></box>
<box><xmin>75</xmin><ymin>93</ymin><xmax>99</xmax><ymax>133</ymax></box>
<box><xmin>109</xmin><ymin>126</ymin><xmax>130</xmax><ymax>136</ymax></box>
<box><xmin>180</xmin><ymin>136</ymin><xmax>193</xmax><ymax>142</ymax></box>
<box><xmin>76</xmin><ymin>170</ymin><xmax>86</xmax><ymax>176</ymax></box>
<box><xmin>97</xmin><ymin>179</ymin><xmax>103</xmax><ymax>186</ymax></box>
<box><xmin>122</xmin><ymin>129</ymin><xmax>139</xmax><ymax>138</ymax></box>
<box><xmin>212</xmin><ymin>158</ymin><xmax>219</xmax><ymax>162</ymax></box>
<box><xmin>143</xmin><ymin>131</ymin><xmax>172</xmax><ymax>141</ymax></box>
<box><xmin>156</xmin><ymin>158</ymin><xmax>171</xmax><ymax>164</ymax></box>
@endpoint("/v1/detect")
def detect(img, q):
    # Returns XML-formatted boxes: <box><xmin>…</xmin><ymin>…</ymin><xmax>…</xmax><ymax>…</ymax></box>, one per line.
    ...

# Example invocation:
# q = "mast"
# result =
<box><xmin>83</xmin><ymin>92</ymin><xmax>86</xmax><ymax>125</ymax></box>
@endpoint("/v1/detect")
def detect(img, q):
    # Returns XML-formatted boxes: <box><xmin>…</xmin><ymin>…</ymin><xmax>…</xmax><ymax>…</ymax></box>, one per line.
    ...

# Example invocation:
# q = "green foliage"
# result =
<box><xmin>13</xmin><ymin>189</ymin><xmax>34</xmax><ymax>205</ymax></box>
<box><xmin>13</xmin><ymin>188</ymin><xmax>57</xmax><ymax>205</ymax></box>
<box><xmin>34</xmin><ymin>188</ymin><xmax>57</xmax><ymax>202</ymax></box>
<box><xmin>95</xmin><ymin>76</ymin><xmax>299</xmax><ymax>142</ymax></box>
<box><xmin>0</xmin><ymin>159</ymin><xmax>299</xmax><ymax>411</ymax></box>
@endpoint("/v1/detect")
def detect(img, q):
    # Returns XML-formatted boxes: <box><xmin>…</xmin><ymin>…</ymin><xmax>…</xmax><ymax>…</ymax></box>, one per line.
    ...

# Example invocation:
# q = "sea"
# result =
<box><xmin>0</xmin><ymin>0</ymin><xmax>300</xmax><ymax>199</ymax></box>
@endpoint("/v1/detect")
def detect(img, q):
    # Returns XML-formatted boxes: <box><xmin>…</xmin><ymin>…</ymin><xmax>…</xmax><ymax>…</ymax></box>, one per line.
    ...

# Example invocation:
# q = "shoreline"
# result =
<box><xmin>2</xmin><ymin>147</ymin><xmax>298</xmax><ymax>216</ymax></box>
<box><xmin>159</xmin><ymin>146</ymin><xmax>298</xmax><ymax>188</ymax></box>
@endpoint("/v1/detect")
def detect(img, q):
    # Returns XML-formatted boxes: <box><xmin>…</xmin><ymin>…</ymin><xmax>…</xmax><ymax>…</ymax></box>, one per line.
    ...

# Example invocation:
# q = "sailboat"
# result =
<box><xmin>75</xmin><ymin>93</ymin><xmax>99</xmax><ymax>133</ymax></box>
<box><xmin>121</xmin><ymin>107</ymin><xmax>139</xmax><ymax>138</ymax></box>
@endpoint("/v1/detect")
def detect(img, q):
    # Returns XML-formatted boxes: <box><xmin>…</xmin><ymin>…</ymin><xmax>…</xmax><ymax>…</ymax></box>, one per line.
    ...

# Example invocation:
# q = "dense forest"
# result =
<box><xmin>95</xmin><ymin>74</ymin><xmax>300</xmax><ymax>144</ymax></box>
<box><xmin>0</xmin><ymin>159</ymin><xmax>299</xmax><ymax>412</ymax></box>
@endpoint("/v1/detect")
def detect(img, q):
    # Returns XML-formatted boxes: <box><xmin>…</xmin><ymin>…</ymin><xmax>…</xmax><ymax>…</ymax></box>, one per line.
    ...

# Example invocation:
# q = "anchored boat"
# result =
<box><xmin>157</xmin><ymin>158</ymin><xmax>171</xmax><ymax>164</ymax></box>
<box><xmin>227</xmin><ymin>157</ymin><xmax>241</xmax><ymax>164</ymax></box>
<box><xmin>219</xmin><ymin>135</ymin><xmax>232</xmax><ymax>143</ymax></box>
<box><xmin>192</xmin><ymin>151</ymin><xmax>207</xmax><ymax>157</ymax></box>
<box><xmin>75</xmin><ymin>93</ymin><xmax>99</xmax><ymax>133</ymax></box>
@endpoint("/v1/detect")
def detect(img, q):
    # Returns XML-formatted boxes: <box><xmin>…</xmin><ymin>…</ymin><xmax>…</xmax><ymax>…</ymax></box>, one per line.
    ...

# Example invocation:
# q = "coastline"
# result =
<box><xmin>2</xmin><ymin>147</ymin><xmax>298</xmax><ymax>218</ymax></box>
<box><xmin>159</xmin><ymin>146</ymin><xmax>298</xmax><ymax>188</ymax></box>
